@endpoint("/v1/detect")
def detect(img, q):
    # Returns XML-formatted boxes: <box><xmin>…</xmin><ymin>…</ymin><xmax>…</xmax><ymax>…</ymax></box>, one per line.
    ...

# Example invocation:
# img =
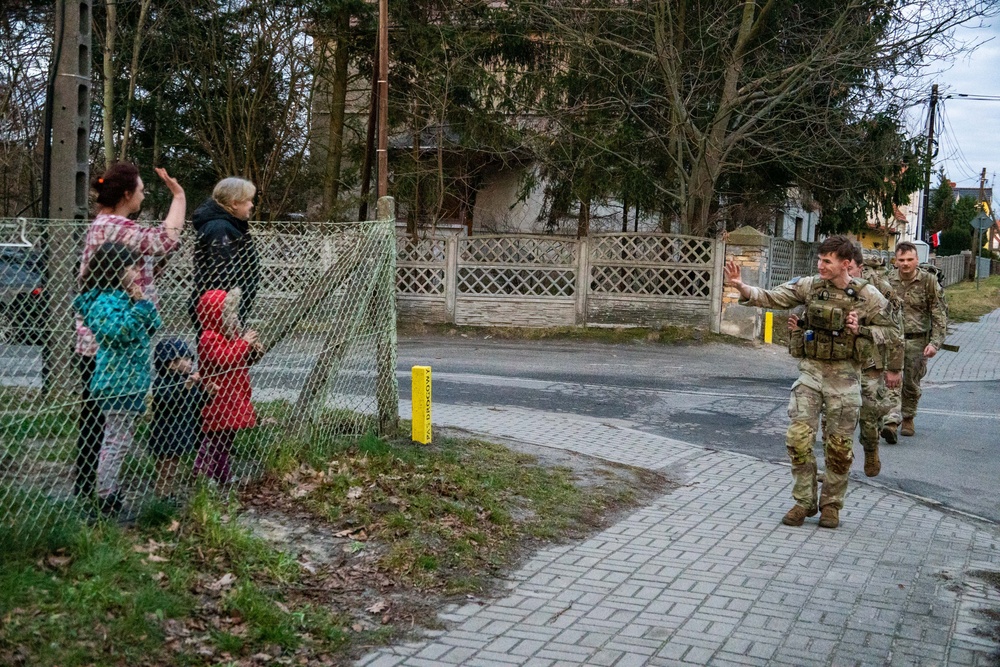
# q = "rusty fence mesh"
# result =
<box><xmin>0</xmin><ymin>204</ymin><xmax>398</xmax><ymax>533</ymax></box>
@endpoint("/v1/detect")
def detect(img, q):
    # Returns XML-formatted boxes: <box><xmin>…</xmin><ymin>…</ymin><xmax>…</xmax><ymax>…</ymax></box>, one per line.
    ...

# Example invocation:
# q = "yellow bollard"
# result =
<box><xmin>411</xmin><ymin>366</ymin><xmax>432</xmax><ymax>444</ymax></box>
<box><xmin>764</xmin><ymin>311</ymin><xmax>773</xmax><ymax>344</ymax></box>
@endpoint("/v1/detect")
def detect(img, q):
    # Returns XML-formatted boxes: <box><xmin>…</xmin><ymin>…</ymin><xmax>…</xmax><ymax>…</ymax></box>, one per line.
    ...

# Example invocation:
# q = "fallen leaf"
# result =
<box><xmin>289</xmin><ymin>483</ymin><xmax>317</xmax><ymax>499</ymax></box>
<box><xmin>146</xmin><ymin>555</ymin><xmax>168</xmax><ymax>563</ymax></box>
<box><xmin>351</xmin><ymin>623</ymin><xmax>363</xmax><ymax>632</ymax></box>
<box><xmin>347</xmin><ymin>486</ymin><xmax>363</xmax><ymax>500</ymax></box>
<box><xmin>366</xmin><ymin>600</ymin><xmax>387</xmax><ymax>614</ymax></box>
<box><xmin>206</xmin><ymin>573</ymin><xmax>237</xmax><ymax>591</ymax></box>
<box><xmin>46</xmin><ymin>554</ymin><xmax>72</xmax><ymax>569</ymax></box>
<box><xmin>166</xmin><ymin>520</ymin><xmax>180</xmax><ymax>533</ymax></box>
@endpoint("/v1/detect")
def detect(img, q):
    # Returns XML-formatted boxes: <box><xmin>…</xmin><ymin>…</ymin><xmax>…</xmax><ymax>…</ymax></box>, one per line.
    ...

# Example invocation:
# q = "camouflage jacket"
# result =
<box><xmin>886</xmin><ymin>267</ymin><xmax>948</xmax><ymax>349</ymax></box>
<box><xmin>740</xmin><ymin>275</ymin><xmax>904</xmax><ymax>372</ymax></box>
<box><xmin>858</xmin><ymin>267</ymin><xmax>904</xmax><ymax>370</ymax></box>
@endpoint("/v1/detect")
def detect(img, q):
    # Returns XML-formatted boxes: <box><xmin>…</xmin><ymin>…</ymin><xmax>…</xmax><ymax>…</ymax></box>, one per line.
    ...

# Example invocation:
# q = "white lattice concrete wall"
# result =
<box><xmin>395</xmin><ymin>232</ymin><xmax>725</xmax><ymax>331</ymax></box>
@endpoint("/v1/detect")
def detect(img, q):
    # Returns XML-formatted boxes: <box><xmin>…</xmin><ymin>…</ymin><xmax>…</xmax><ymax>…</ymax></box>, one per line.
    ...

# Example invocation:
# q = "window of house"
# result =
<box><xmin>794</xmin><ymin>216</ymin><xmax>804</xmax><ymax>241</ymax></box>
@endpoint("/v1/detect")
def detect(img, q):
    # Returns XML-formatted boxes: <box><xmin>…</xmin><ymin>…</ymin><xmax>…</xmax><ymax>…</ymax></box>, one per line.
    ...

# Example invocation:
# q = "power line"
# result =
<box><xmin>942</xmin><ymin>93</ymin><xmax>1000</xmax><ymax>102</ymax></box>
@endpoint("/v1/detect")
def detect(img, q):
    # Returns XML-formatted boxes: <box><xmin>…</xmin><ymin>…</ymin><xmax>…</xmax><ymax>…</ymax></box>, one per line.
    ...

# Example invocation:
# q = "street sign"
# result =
<box><xmin>970</xmin><ymin>212</ymin><xmax>994</xmax><ymax>231</ymax></box>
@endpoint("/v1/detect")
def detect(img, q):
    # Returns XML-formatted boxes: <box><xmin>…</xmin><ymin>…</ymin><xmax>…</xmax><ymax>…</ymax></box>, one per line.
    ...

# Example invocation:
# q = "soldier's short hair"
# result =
<box><xmin>851</xmin><ymin>245</ymin><xmax>864</xmax><ymax>267</ymax></box>
<box><xmin>817</xmin><ymin>235</ymin><xmax>856</xmax><ymax>262</ymax></box>
<box><xmin>895</xmin><ymin>241</ymin><xmax>918</xmax><ymax>256</ymax></box>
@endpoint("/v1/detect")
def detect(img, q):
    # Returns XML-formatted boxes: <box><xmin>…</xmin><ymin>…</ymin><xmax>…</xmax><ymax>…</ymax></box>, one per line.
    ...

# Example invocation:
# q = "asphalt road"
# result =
<box><xmin>398</xmin><ymin>335</ymin><xmax>1000</xmax><ymax>524</ymax></box>
<box><xmin>4</xmin><ymin>331</ymin><xmax>996</xmax><ymax>523</ymax></box>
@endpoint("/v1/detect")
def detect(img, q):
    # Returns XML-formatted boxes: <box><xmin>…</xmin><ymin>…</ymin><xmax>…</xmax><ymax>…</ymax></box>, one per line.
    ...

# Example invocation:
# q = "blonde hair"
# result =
<box><xmin>212</xmin><ymin>177</ymin><xmax>256</xmax><ymax>214</ymax></box>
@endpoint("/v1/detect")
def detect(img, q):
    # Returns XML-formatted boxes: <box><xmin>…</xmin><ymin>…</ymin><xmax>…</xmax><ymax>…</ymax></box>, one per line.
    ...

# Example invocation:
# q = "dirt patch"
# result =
<box><xmin>235</xmin><ymin>432</ymin><xmax>675</xmax><ymax>664</ymax></box>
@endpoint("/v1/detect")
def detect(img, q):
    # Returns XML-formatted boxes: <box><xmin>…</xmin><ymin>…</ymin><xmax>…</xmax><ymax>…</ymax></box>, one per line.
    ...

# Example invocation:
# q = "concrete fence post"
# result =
<box><xmin>710</xmin><ymin>238</ymin><xmax>726</xmax><ymax>334</ymax></box>
<box><xmin>575</xmin><ymin>237</ymin><xmax>590</xmax><ymax>325</ymax></box>
<box><xmin>445</xmin><ymin>235</ymin><xmax>458</xmax><ymax>323</ymax></box>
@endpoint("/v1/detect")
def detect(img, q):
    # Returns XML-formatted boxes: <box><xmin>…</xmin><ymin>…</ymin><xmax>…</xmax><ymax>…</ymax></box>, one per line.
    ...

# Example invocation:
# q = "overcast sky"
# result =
<box><xmin>921</xmin><ymin>18</ymin><xmax>1000</xmax><ymax>198</ymax></box>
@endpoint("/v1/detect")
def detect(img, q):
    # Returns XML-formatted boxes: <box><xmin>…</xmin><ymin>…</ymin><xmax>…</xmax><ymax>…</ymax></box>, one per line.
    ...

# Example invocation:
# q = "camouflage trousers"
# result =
<box><xmin>885</xmin><ymin>339</ymin><xmax>928</xmax><ymax>422</ymax></box>
<box><xmin>859</xmin><ymin>368</ymin><xmax>890</xmax><ymax>450</ymax></box>
<box><xmin>786</xmin><ymin>359</ymin><xmax>861</xmax><ymax>511</ymax></box>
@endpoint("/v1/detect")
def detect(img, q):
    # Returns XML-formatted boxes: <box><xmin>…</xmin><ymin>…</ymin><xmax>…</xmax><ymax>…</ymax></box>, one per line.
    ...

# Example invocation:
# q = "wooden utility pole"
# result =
<box><xmin>917</xmin><ymin>84</ymin><xmax>938</xmax><ymax>244</ymax></box>
<box><xmin>357</xmin><ymin>48</ymin><xmax>379</xmax><ymax>221</ymax></box>
<box><xmin>377</xmin><ymin>0</ymin><xmax>389</xmax><ymax>198</ymax></box>
<box><xmin>976</xmin><ymin>168</ymin><xmax>987</xmax><ymax>289</ymax></box>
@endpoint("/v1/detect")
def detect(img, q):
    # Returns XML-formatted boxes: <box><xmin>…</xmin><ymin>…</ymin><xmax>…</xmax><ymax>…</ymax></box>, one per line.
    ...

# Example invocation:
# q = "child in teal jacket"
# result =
<box><xmin>74</xmin><ymin>242</ymin><xmax>162</xmax><ymax>515</ymax></box>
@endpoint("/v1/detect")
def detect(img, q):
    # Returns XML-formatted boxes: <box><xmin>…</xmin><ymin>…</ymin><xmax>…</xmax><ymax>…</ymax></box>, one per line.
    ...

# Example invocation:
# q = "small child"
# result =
<box><xmin>150</xmin><ymin>339</ymin><xmax>217</xmax><ymax>500</ymax></box>
<box><xmin>194</xmin><ymin>288</ymin><xmax>263</xmax><ymax>483</ymax></box>
<box><xmin>73</xmin><ymin>242</ymin><xmax>162</xmax><ymax>515</ymax></box>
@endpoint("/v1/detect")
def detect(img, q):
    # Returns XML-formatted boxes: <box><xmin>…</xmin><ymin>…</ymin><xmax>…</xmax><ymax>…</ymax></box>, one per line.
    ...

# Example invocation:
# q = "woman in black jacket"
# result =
<box><xmin>189</xmin><ymin>177</ymin><xmax>261</xmax><ymax>327</ymax></box>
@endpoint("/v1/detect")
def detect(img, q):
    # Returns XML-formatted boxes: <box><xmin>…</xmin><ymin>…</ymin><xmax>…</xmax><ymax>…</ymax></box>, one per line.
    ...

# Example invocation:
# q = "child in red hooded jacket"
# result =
<box><xmin>193</xmin><ymin>288</ymin><xmax>263</xmax><ymax>483</ymax></box>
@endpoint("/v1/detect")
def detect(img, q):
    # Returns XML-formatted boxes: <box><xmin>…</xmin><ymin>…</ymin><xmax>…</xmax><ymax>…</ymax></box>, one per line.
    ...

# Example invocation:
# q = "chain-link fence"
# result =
<box><xmin>0</xmin><ymin>201</ymin><xmax>398</xmax><ymax>533</ymax></box>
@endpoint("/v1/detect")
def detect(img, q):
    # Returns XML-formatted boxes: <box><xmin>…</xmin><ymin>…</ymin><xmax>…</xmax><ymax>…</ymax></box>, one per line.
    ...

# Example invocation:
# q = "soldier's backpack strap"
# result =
<box><xmin>917</xmin><ymin>267</ymin><xmax>941</xmax><ymax>307</ymax></box>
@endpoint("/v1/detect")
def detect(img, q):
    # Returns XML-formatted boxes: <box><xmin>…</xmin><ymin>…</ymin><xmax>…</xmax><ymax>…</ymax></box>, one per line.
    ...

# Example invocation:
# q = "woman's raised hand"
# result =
<box><xmin>154</xmin><ymin>167</ymin><xmax>184</xmax><ymax>198</ymax></box>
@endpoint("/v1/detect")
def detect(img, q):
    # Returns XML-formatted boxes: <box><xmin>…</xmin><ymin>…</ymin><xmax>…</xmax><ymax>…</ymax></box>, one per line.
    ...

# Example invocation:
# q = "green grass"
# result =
<box><xmin>944</xmin><ymin>275</ymin><xmax>1000</xmax><ymax>322</ymax></box>
<box><xmin>0</xmin><ymin>415</ymin><xmax>657</xmax><ymax>664</ymax></box>
<box><xmin>0</xmin><ymin>521</ymin><xmax>192</xmax><ymax>666</ymax></box>
<box><xmin>0</xmin><ymin>482</ymin><xmax>373</xmax><ymax>665</ymax></box>
<box><xmin>0</xmin><ymin>408</ymin><xmax>77</xmax><ymax>442</ymax></box>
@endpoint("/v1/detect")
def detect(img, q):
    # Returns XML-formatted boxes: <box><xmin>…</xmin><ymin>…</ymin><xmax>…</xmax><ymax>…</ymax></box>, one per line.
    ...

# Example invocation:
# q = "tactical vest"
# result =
<box><xmin>859</xmin><ymin>269</ymin><xmax>899</xmax><ymax>370</ymax></box>
<box><xmin>789</xmin><ymin>278</ymin><xmax>866</xmax><ymax>362</ymax></box>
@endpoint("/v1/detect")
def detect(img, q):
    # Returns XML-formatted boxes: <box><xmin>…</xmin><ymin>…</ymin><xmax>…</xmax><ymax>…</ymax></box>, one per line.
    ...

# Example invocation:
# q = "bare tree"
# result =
<box><xmin>170</xmin><ymin>0</ymin><xmax>315</xmax><ymax>218</ymax></box>
<box><xmin>521</xmin><ymin>0</ymin><xmax>996</xmax><ymax>236</ymax></box>
<box><xmin>0</xmin><ymin>2</ymin><xmax>51</xmax><ymax>216</ymax></box>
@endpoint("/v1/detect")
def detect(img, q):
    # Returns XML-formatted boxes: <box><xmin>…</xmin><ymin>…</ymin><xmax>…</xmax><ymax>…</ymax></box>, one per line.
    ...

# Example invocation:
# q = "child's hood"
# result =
<box><xmin>196</xmin><ymin>287</ymin><xmax>242</xmax><ymax>333</ymax></box>
<box><xmin>73</xmin><ymin>288</ymin><xmax>112</xmax><ymax>316</ymax></box>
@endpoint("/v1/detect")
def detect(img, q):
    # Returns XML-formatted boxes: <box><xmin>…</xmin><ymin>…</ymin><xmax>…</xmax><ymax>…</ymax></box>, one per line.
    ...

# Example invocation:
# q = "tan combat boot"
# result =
<box><xmin>818</xmin><ymin>506</ymin><xmax>839</xmax><ymax>529</ymax></box>
<box><xmin>781</xmin><ymin>505</ymin><xmax>817</xmax><ymax>527</ymax></box>
<box><xmin>880</xmin><ymin>424</ymin><xmax>898</xmax><ymax>444</ymax></box>
<box><xmin>900</xmin><ymin>417</ymin><xmax>915</xmax><ymax>437</ymax></box>
<box><xmin>863</xmin><ymin>448</ymin><xmax>881</xmax><ymax>477</ymax></box>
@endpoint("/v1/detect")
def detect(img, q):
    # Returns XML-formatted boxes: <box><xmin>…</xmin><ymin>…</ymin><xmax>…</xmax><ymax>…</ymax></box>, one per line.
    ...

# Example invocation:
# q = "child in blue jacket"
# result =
<box><xmin>74</xmin><ymin>242</ymin><xmax>162</xmax><ymax>515</ymax></box>
<box><xmin>150</xmin><ymin>338</ymin><xmax>216</xmax><ymax>500</ymax></box>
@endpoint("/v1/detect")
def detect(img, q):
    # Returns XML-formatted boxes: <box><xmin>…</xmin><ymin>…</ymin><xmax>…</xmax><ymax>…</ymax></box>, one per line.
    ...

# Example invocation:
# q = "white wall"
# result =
<box><xmin>774</xmin><ymin>198</ymin><xmax>817</xmax><ymax>242</ymax></box>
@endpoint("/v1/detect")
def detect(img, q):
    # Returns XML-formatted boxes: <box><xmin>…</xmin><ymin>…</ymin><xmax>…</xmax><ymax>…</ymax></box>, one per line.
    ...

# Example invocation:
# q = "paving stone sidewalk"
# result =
<box><xmin>926</xmin><ymin>308</ymin><xmax>1000</xmax><ymax>383</ymax></box>
<box><xmin>358</xmin><ymin>307</ymin><xmax>1000</xmax><ymax>666</ymax></box>
<box><xmin>358</xmin><ymin>401</ymin><xmax>1000</xmax><ymax>667</ymax></box>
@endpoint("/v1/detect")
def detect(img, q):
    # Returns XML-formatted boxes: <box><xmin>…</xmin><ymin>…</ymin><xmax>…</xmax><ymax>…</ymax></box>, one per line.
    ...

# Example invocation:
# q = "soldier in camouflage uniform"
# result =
<box><xmin>852</xmin><ymin>250</ymin><xmax>903</xmax><ymax>477</ymax></box>
<box><xmin>725</xmin><ymin>236</ymin><xmax>903</xmax><ymax>529</ymax></box>
<box><xmin>885</xmin><ymin>241</ymin><xmax>948</xmax><ymax>436</ymax></box>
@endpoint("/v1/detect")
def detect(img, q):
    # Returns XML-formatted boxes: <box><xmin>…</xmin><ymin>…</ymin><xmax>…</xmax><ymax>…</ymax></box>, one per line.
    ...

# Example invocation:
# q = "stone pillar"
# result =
<box><xmin>720</xmin><ymin>227</ymin><xmax>769</xmax><ymax>340</ymax></box>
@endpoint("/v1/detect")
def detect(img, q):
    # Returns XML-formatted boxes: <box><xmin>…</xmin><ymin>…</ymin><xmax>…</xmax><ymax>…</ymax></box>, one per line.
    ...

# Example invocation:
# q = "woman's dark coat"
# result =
<box><xmin>189</xmin><ymin>198</ymin><xmax>260</xmax><ymax>326</ymax></box>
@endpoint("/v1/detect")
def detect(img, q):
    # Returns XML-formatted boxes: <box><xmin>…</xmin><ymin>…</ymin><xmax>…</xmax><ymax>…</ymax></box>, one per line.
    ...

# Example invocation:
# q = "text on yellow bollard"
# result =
<box><xmin>411</xmin><ymin>366</ymin><xmax>432</xmax><ymax>444</ymax></box>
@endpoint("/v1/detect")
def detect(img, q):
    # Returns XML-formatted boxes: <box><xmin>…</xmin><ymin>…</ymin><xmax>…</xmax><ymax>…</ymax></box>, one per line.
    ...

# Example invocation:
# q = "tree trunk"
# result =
<box><xmin>680</xmin><ymin>0</ymin><xmax>761</xmax><ymax>236</ymax></box>
<box><xmin>102</xmin><ymin>0</ymin><xmax>116</xmax><ymax>165</ymax></box>
<box><xmin>321</xmin><ymin>11</ymin><xmax>350</xmax><ymax>220</ymax></box>
<box><xmin>577</xmin><ymin>197</ymin><xmax>590</xmax><ymax>238</ymax></box>
<box><xmin>408</xmin><ymin>99</ymin><xmax>421</xmax><ymax>238</ymax></box>
<box><xmin>119</xmin><ymin>0</ymin><xmax>151</xmax><ymax>161</ymax></box>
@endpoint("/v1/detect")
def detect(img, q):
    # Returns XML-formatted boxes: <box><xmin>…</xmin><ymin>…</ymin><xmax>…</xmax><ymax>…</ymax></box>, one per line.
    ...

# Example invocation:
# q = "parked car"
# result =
<box><xmin>0</xmin><ymin>247</ymin><xmax>47</xmax><ymax>345</ymax></box>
